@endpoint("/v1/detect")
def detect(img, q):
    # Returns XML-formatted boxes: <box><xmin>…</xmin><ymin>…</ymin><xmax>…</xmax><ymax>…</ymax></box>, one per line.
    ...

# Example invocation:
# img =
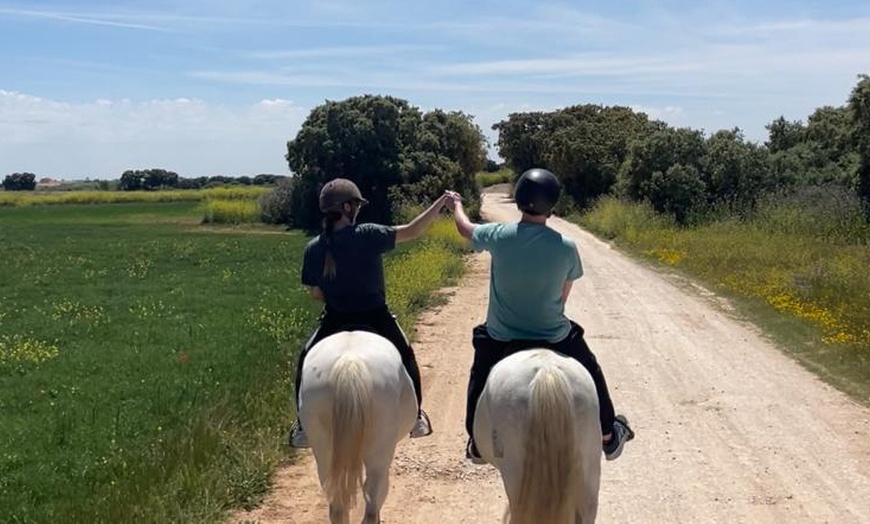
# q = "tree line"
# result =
<box><xmin>494</xmin><ymin>74</ymin><xmax>870</xmax><ymax>224</ymax></box>
<box><xmin>1</xmin><ymin>171</ymin><xmax>286</xmax><ymax>191</ymax></box>
<box><xmin>117</xmin><ymin>170</ymin><xmax>285</xmax><ymax>191</ymax></box>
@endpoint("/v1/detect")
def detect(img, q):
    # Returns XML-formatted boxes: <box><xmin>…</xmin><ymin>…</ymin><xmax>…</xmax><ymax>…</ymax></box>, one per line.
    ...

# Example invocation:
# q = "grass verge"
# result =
<box><xmin>576</xmin><ymin>196</ymin><xmax>870</xmax><ymax>405</ymax></box>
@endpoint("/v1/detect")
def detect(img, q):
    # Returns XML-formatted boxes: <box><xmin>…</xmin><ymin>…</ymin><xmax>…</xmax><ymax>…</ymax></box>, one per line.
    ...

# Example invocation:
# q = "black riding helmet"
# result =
<box><xmin>514</xmin><ymin>168</ymin><xmax>561</xmax><ymax>216</ymax></box>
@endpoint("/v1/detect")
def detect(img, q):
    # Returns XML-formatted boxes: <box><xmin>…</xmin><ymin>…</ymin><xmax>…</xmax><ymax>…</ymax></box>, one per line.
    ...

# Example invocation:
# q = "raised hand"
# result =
<box><xmin>443</xmin><ymin>190</ymin><xmax>462</xmax><ymax>212</ymax></box>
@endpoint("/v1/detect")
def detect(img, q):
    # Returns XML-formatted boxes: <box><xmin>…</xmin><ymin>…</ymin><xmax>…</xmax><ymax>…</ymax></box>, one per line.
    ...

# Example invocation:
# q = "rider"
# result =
<box><xmin>446</xmin><ymin>168</ymin><xmax>635</xmax><ymax>463</ymax></box>
<box><xmin>289</xmin><ymin>178</ymin><xmax>447</xmax><ymax>448</ymax></box>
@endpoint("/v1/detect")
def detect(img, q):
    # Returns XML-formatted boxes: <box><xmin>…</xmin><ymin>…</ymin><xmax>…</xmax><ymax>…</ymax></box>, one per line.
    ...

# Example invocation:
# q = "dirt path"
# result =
<box><xmin>233</xmin><ymin>191</ymin><xmax>870</xmax><ymax>523</ymax></box>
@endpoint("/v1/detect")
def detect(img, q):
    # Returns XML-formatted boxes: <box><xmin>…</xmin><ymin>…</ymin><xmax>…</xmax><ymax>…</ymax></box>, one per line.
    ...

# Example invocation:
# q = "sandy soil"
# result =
<box><xmin>233</xmin><ymin>191</ymin><xmax>870</xmax><ymax>523</ymax></box>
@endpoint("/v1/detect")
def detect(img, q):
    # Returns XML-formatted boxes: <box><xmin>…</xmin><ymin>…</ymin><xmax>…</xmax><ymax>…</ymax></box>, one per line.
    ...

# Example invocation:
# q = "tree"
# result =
<box><xmin>766</xmin><ymin>105</ymin><xmax>859</xmax><ymax>189</ymax></box>
<box><xmin>849</xmin><ymin>74</ymin><xmax>870</xmax><ymax>210</ymax></box>
<box><xmin>119</xmin><ymin>169</ymin><xmax>179</xmax><ymax>191</ymax></box>
<box><xmin>542</xmin><ymin>105</ymin><xmax>654</xmax><ymax>208</ymax></box>
<box><xmin>648</xmin><ymin>164</ymin><xmax>707</xmax><ymax>224</ymax></box>
<box><xmin>492</xmin><ymin>111</ymin><xmax>549</xmax><ymax>175</ymax></box>
<box><xmin>703</xmin><ymin>128</ymin><xmax>775</xmax><ymax>211</ymax></box>
<box><xmin>284</xmin><ymin>95</ymin><xmax>486</xmax><ymax>230</ymax></box>
<box><xmin>2</xmin><ymin>172</ymin><xmax>37</xmax><ymax>191</ymax></box>
<box><xmin>493</xmin><ymin>105</ymin><xmax>656</xmax><ymax>209</ymax></box>
<box><xmin>765</xmin><ymin>117</ymin><xmax>805</xmax><ymax>153</ymax></box>
<box><xmin>617</xmin><ymin>126</ymin><xmax>708</xmax><ymax>205</ymax></box>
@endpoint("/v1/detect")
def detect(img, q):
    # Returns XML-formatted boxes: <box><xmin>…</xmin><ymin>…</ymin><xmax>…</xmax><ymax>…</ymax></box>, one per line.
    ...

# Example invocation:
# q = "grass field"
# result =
<box><xmin>475</xmin><ymin>168</ymin><xmax>514</xmax><ymax>188</ymax></box>
<box><xmin>0</xmin><ymin>186</ymin><xmax>269</xmax><ymax>207</ymax></box>
<box><xmin>0</xmin><ymin>202</ymin><xmax>467</xmax><ymax>523</ymax></box>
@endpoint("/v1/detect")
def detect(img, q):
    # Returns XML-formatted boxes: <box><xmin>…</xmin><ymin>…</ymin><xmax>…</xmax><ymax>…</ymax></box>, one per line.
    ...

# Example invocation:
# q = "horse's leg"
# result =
<box><xmin>361</xmin><ymin>459</ymin><xmax>391</xmax><ymax>524</ymax></box>
<box><xmin>329</xmin><ymin>504</ymin><xmax>350</xmax><ymax>524</ymax></box>
<box><xmin>314</xmin><ymin>455</ymin><xmax>349</xmax><ymax>524</ymax></box>
<box><xmin>574</xmin><ymin>475</ymin><xmax>600</xmax><ymax>524</ymax></box>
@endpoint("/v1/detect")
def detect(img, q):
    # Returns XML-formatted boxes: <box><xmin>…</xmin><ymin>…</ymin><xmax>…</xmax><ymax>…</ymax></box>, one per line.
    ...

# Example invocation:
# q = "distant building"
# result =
<box><xmin>37</xmin><ymin>178</ymin><xmax>63</xmax><ymax>187</ymax></box>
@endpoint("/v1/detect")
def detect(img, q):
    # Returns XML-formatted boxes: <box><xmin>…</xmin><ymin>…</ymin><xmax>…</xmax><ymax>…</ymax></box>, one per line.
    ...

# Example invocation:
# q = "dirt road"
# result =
<box><xmin>234</xmin><ymin>190</ymin><xmax>870</xmax><ymax>523</ymax></box>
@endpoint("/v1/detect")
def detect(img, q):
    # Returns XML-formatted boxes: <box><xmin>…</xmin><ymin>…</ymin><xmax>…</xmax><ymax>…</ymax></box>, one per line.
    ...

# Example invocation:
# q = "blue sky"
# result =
<box><xmin>2</xmin><ymin>1</ymin><xmax>869</xmax><ymax>179</ymax></box>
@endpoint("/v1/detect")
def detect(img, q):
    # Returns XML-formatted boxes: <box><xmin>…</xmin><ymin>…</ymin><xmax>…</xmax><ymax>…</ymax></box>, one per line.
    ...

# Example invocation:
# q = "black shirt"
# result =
<box><xmin>301</xmin><ymin>223</ymin><xmax>396</xmax><ymax>312</ymax></box>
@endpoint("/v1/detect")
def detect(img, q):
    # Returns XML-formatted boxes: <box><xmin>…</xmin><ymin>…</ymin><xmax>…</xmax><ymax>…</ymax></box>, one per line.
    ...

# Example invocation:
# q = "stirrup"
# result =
<box><xmin>410</xmin><ymin>410</ymin><xmax>433</xmax><ymax>438</ymax></box>
<box><xmin>465</xmin><ymin>437</ymin><xmax>486</xmax><ymax>465</ymax></box>
<box><xmin>288</xmin><ymin>420</ymin><xmax>310</xmax><ymax>449</ymax></box>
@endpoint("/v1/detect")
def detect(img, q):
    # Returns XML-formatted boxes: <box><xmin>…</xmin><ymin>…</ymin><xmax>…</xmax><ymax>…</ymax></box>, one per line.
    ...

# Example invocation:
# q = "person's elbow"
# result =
<box><xmin>458</xmin><ymin>223</ymin><xmax>474</xmax><ymax>240</ymax></box>
<box><xmin>454</xmin><ymin>218</ymin><xmax>475</xmax><ymax>240</ymax></box>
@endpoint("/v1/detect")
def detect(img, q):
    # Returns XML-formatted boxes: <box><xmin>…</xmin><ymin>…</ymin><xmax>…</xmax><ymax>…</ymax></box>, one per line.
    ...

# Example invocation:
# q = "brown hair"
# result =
<box><xmin>321</xmin><ymin>211</ymin><xmax>342</xmax><ymax>279</ymax></box>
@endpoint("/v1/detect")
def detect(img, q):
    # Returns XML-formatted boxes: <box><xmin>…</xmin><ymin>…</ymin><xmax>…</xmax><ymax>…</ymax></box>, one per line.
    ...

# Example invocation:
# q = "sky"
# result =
<box><xmin>2</xmin><ymin>1</ymin><xmax>869</xmax><ymax>180</ymax></box>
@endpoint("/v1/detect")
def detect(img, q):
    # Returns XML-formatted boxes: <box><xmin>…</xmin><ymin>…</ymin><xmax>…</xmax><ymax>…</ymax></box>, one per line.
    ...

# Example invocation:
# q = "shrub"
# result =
<box><xmin>259</xmin><ymin>178</ymin><xmax>296</xmax><ymax>225</ymax></box>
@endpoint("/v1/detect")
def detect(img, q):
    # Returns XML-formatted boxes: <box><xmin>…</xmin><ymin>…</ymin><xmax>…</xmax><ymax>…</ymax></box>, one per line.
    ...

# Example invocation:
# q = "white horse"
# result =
<box><xmin>299</xmin><ymin>330</ymin><xmax>418</xmax><ymax>524</ymax></box>
<box><xmin>474</xmin><ymin>349</ymin><xmax>602</xmax><ymax>524</ymax></box>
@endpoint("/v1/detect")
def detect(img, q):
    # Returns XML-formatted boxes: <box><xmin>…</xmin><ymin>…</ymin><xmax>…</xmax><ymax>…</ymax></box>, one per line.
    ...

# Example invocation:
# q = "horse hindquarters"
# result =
<box><xmin>301</xmin><ymin>331</ymin><xmax>417</xmax><ymax>524</ymax></box>
<box><xmin>476</xmin><ymin>350</ymin><xmax>601</xmax><ymax>524</ymax></box>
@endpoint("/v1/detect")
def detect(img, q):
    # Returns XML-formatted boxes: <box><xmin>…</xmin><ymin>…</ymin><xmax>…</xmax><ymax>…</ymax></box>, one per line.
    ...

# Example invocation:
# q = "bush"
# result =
<box><xmin>259</xmin><ymin>178</ymin><xmax>296</xmax><ymax>225</ymax></box>
<box><xmin>3</xmin><ymin>173</ymin><xmax>37</xmax><ymax>191</ymax></box>
<box><xmin>475</xmin><ymin>168</ymin><xmax>514</xmax><ymax>188</ymax></box>
<box><xmin>751</xmin><ymin>185</ymin><xmax>870</xmax><ymax>244</ymax></box>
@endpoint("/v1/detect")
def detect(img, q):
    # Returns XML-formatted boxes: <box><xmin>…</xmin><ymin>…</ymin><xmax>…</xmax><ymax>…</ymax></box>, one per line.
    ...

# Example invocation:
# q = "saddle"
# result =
<box><xmin>499</xmin><ymin>322</ymin><xmax>583</xmax><ymax>360</ymax></box>
<box><xmin>498</xmin><ymin>339</ymin><xmax>557</xmax><ymax>361</ymax></box>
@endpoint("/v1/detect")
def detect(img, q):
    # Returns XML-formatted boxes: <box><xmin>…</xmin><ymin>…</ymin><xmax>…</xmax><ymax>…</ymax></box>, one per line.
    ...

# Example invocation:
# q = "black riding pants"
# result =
<box><xmin>294</xmin><ymin>305</ymin><xmax>423</xmax><ymax>415</ymax></box>
<box><xmin>465</xmin><ymin>321</ymin><xmax>616</xmax><ymax>438</ymax></box>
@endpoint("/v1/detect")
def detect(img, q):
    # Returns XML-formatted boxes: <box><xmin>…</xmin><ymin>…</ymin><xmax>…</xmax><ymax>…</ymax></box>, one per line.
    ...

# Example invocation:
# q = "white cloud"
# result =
<box><xmin>0</xmin><ymin>91</ymin><xmax>306</xmax><ymax>177</ymax></box>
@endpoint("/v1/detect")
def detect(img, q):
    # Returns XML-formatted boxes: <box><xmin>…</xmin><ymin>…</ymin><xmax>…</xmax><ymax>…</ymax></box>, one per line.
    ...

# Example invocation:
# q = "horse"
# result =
<box><xmin>473</xmin><ymin>349</ymin><xmax>602</xmax><ymax>524</ymax></box>
<box><xmin>298</xmin><ymin>330</ymin><xmax>418</xmax><ymax>524</ymax></box>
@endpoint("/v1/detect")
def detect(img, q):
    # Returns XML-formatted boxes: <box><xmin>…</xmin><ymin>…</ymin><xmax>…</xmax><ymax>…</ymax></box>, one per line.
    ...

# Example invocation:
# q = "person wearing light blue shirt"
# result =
<box><xmin>447</xmin><ymin>168</ymin><xmax>635</xmax><ymax>464</ymax></box>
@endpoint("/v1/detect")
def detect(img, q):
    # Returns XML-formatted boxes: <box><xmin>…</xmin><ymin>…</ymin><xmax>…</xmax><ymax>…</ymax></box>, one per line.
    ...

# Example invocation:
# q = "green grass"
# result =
<box><xmin>0</xmin><ymin>187</ymin><xmax>268</xmax><ymax>207</ymax></box>
<box><xmin>576</xmin><ymin>196</ymin><xmax>870</xmax><ymax>404</ymax></box>
<box><xmin>0</xmin><ymin>202</ymin><xmax>316</xmax><ymax>523</ymax></box>
<box><xmin>200</xmin><ymin>199</ymin><xmax>261</xmax><ymax>224</ymax></box>
<box><xmin>386</xmin><ymin>219</ymin><xmax>470</xmax><ymax>333</ymax></box>
<box><xmin>0</xmin><ymin>202</ymin><xmax>467</xmax><ymax>523</ymax></box>
<box><xmin>475</xmin><ymin>168</ymin><xmax>515</xmax><ymax>188</ymax></box>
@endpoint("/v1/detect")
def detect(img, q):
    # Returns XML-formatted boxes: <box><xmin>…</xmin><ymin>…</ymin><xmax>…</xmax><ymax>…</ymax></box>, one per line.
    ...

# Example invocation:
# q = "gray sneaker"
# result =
<box><xmin>603</xmin><ymin>415</ymin><xmax>635</xmax><ymax>461</ymax></box>
<box><xmin>288</xmin><ymin>419</ymin><xmax>310</xmax><ymax>449</ymax></box>
<box><xmin>465</xmin><ymin>437</ymin><xmax>486</xmax><ymax>465</ymax></box>
<box><xmin>410</xmin><ymin>410</ymin><xmax>433</xmax><ymax>438</ymax></box>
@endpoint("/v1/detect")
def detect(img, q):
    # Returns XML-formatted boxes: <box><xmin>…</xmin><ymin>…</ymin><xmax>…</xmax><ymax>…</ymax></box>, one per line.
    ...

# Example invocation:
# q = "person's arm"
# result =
<box><xmin>561</xmin><ymin>280</ymin><xmax>574</xmax><ymax>304</ymax></box>
<box><xmin>394</xmin><ymin>193</ymin><xmax>449</xmax><ymax>244</ymax></box>
<box><xmin>562</xmin><ymin>243</ymin><xmax>583</xmax><ymax>304</ymax></box>
<box><xmin>308</xmin><ymin>286</ymin><xmax>325</xmax><ymax>301</ymax></box>
<box><xmin>446</xmin><ymin>191</ymin><xmax>476</xmax><ymax>240</ymax></box>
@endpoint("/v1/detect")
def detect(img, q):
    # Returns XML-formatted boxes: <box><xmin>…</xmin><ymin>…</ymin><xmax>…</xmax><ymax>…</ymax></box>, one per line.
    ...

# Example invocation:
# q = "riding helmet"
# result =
<box><xmin>514</xmin><ymin>168</ymin><xmax>561</xmax><ymax>216</ymax></box>
<box><xmin>319</xmin><ymin>178</ymin><xmax>369</xmax><ymax>213</ymax></box>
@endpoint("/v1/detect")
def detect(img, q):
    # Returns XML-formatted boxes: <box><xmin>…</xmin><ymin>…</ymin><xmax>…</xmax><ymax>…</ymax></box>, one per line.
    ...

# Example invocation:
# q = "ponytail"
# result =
<box><xmin>321</xmin><ymin>211</ymin><xmax>341</xmax><ymax>279</ymax></box>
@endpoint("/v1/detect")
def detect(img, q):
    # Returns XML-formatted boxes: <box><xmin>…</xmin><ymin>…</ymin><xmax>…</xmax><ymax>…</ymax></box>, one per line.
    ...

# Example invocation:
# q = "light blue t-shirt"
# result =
<box><xmin>472</xmin><ymin>222</ymin><xmax>583</xmax><ymax>343</ymax></box>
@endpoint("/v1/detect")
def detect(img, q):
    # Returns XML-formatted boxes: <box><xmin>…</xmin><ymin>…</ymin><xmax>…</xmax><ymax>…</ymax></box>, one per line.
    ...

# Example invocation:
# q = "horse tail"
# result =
<box><xmin>324</xmin><ymin>353</ymin><xmax>372</xmax><ymax>511</ymax></box>
<box><xmin>513</xmin><ymin>365</ymin><xmax>579</xmax><ymax>524</ymax></box>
